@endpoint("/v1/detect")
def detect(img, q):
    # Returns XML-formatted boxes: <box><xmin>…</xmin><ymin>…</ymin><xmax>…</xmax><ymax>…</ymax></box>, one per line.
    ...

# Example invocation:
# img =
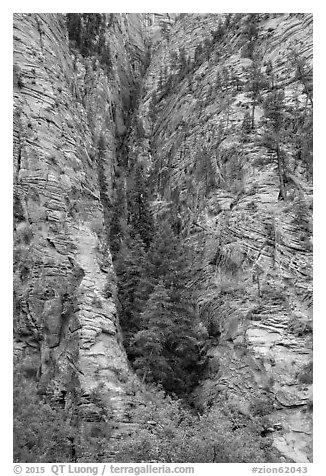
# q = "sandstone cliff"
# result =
<box><xmin>13</xmin><ymin>12</ymin><xmax>147</xmax><ymax>425</ymax></box>
<box><xmin>133</xmin><ymin>13</ymin><xmax>313</xmax><ymax>462</ymax></box>
<box><xmin>13</xmin><ymin>13</ymin><xmax>313</xmax><ymax>463</ymax></box>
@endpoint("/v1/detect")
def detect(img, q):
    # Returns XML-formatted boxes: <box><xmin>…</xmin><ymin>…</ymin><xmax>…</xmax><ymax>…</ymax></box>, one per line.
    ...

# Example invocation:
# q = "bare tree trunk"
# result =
<box><xmin>251</xmin><ymin>102</ymin><xmax>256</xmax><ymax>129</ymax></box>
<box><xmin>257</xmin><ymin>273</ymin><xmax>261</xmax><ymax>297</ymax></box>
<box><xmin>141</xmin><ymin>368</ymin><xmax>149</xmax><ymax>384</ymax></box>
<box><xmin>276</xmin><ymin>145</ymin><xmax>286</xmax><ymax>200</ymax></box>
<box><xmin>212</xmin><ymin>444</ymin><xmax>218</xmax><ymax>462</ymax></box>
<box><xmin>226</xmin><ymin>94</ymin><xmax>230</xmax><ymax>130</ymax></box>
<box><xmin>142</xmin><ymin>349</ymin><xmax>154</xmax><ymax>383</ymax></box>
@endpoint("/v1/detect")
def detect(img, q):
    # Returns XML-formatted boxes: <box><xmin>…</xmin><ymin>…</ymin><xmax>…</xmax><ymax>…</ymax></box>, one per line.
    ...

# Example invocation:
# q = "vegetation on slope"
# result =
<box><xmin>14</xmin><ymin>365</ymin><xmax>278</xmax><ymax>463</ymax></box>
<box><xmin>13</xmin><ymin>13</ymin><xmax>312</xmax><ymax>463</ymax></box>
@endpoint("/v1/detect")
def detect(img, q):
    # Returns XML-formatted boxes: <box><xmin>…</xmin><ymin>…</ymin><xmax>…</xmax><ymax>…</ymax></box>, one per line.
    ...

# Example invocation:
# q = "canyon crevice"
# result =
<box><xmin>13</xmin><ymin>13</ymin><xmax>312</xmax><ymax>463</ymax></box>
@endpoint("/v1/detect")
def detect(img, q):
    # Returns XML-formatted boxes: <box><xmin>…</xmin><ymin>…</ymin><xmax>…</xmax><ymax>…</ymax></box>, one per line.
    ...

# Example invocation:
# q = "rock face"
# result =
<box><xmin>134</xmin><ymin>13</ymin><xmax>313</xmax><ymax>462</ymax></box>
<box><xmin>13</xmin><ymin>13</ymin><xmax>147</xmax><ymax>423</ymax></box>
<box><xmin>13</xmin><ymin>13</ymin><xmax>312</xmax><ymax>462</ymax></box>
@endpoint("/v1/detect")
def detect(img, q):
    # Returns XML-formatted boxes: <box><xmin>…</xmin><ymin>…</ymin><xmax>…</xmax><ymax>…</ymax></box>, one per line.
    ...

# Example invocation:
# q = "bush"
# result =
<box><xmin>14</xmin><ymin>370</ymin><xmax>75</xmax><ymax>462</ymax></box>
<box><xmin>14</xmin><ymin>364</ymin><xmax>277</xmax><ymax>463</ymax></box>
<box><xmin>16</xmin><ymin>224</ymin><xmax>34</xmax><ymax>246</ymax></box>
<box><xmin>250</xmin><ymin>397</ymin><xmax>274</xmax><ymax>417</ymax></box>
<box><xmin>111</xmin><ymin>386</ymin><xmax>275</xmax><ymax>463</ymax></box>
<box><xmin>13</xmin><ymin>367</ymin><xmax>117</xmax><ymax>463</ymax></box>
<box><xmin>297</xmin><ymin>361</ymin><xmax>313</xmax><ymax>384</ymax></box>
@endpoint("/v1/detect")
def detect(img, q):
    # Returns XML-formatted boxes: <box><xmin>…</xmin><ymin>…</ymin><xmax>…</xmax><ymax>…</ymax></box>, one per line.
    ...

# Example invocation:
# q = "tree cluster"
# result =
<box><xmin>112</xmin><ymin>389</ymin><xmax>276</xmax><ymax>463</ymax></box>
<box><xmin>14</xmin><ymin>367</ymin><xmax>276</xmax><ymax>463</ymax></box>
<box><xmin>105</xmin><ymin>142</ymin><xmax>202</xmax><ymax>396</ymax></box>
<box><xmin>116</xmin><ymin>218</ymin><xmax>201</xmax><ymax>396</ymax></box>
<box><xmin>261</xmin><ymin>84</ymin><xmax>313</xmax><ymax>198</ymax></box>
<box><xmin>241</xmin><ymin>14</ymin><xmax>260</xmax><ymax>59</ymax></box>
<box><xmin>66</xmin><ymin>14</ymin><xmax>112</xmax><ymax>71</ymax></box>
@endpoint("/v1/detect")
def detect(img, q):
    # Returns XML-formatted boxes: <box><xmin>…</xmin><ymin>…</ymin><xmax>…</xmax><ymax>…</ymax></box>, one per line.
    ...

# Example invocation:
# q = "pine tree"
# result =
<box><xmin>194</xmin><ymin>44</ymin><xmax>203</xmax><ymax>66</ymax></box>
<box><xmin>66</xmin><ymin>14</ymin><xmax>82</xmax><ymax>48</ymax></box>
<box><xmin>221</xmin><ymin>67</ymin><xmax>232</xmax><ymax>129</ymax></box>
<box><xmin>109</xmin><ymin>180</ymin><xmax>127</xmax><ymax>259</ymax></box>
<box><xmin>244</xmin><ymin>14</ymin><xmax>259</xmax><ymax>41</ymax></box>
<box><xmin>284</xmin><ymin>97</ymin><xmax>312</xmax><ymax>178</ymax></box>
<box><xmin>194</xmin><ymin>147</ymin><xmax>216</xmax><ymax>196</ymax></box>
<box><xmin>215</xmin><ymin>71</ymin><xmax>223</xmax><ymax>90</ymax></box>
<box><xmin>139</xmin><ymin>222</ymin><xmax>200</xmax><ymax>394</ymax></box>
<box><xmin>144</xmin><ymin>221</ymin><xmax>186</xmax><ymax>290</ymax></box>
<box><xmin>245</xmin><ymin>59</ymin><xmax>267</xmax><ymax>129</ymax></box>
<box><xmin>127</xmin><ymin>163</ymin><xmax>154</xmax><ymax>249</ymax></box>
<box><xmin>241</xmin><ymin>14</ymin><xmax>259</xmax><ymax>59</ymax></box>
<box><xmin>261</xmin><ymin>89</ymin><xmax>288</xmax><ymax>199</ymax></box>
<box><xmin>265</xmin><ymin>59</ymin><xmax>274</xmax><ymax>89</ymax></box>
<box><xmin>131</xmin><ymin>281</ymin><xmax>173</xmax><ymax>383</ymax></box>
<box><xmin>115</xmin><ymin>235</ymin><xmax>148</xmax><ymax>350</ymax></box>
<box><xmin>211</xmin><ymin>18</ymin><xmax>225</xmax><ymax>43</ymax></box>
<box><xmin>241</xmin><ymin>110</ymin><xmax>252</xmax><ymax>141</ymax></box>
<box><xmin>178</xmin><ymin>47</ymin><xmax>189</xmax><ymax>80</ymax></box>
<box><xmin>290</xmin><ymin>50</ymin><xmax>313</xmax><ymax>107</ymax></box>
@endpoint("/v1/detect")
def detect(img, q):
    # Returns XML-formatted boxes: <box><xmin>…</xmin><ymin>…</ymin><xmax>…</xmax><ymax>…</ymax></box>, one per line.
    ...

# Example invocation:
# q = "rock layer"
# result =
<box><xmin>13</xmin><ymin>13</ymin><xmax>313</xmax><ymax>462</ymax></box>
<box><xmin>13</xmin><ymin>13</ymin><xmax>147</xmax><ymax>424</ymax></box>
<box><xmin>135</xmin><ymin>13</ymin><xmax>313</xmax><ymax>462</ymax></box>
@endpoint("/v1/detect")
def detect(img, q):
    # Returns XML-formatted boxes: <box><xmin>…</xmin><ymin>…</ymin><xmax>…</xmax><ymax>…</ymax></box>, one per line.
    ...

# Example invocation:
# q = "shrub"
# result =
<box><xmin>13</xmin><ymin>370</ymin><xmax>75</xmax><ymax>462</ymax></box>
<box><xmin>15</xmin><ymin>224</ymin><xmax>34</xmax><ymax>246</ymax></box>
<box><xmin>110</xmin><ymin>385</ymin><xmax>275</xmax><ymax>463</ymax></box>
<box><xmin>297</xmin><ymin>361</ymin><xmax>313</xmax><ymax>384</ymax></box>
<box><xmin>287</xmin><ymin>317</ymin><xmax>313</xmax><ymax>337</ymax></box>
<box><xmin>14</xmin><ymin>364</ymin><xmax>278</xmax><ymax>463</ymax></box>
<box><xmin>250</xmin><ymin>397</ymin><xmax>274</xmax><ymax>417</ymax></box>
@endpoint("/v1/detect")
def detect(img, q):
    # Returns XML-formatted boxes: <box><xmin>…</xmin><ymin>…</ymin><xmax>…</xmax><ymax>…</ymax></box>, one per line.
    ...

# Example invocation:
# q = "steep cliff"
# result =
<box><xmin>134</xmin><ymin>13</ymin><xmax>313</xmax><ymax>462</ymax></box>
<box><xmin>13</xmin><ymin>12</ymin><xmax>147</xmax><ymax>427</ymax></box>
<box><xmin>13</xmin><ymin>13</ymin><xmax>313</xmax><ymax>463</ymax></box>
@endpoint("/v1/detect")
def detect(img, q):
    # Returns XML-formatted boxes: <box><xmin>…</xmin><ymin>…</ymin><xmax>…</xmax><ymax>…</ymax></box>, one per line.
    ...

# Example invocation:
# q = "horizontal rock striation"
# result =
<box><xmin>135</xmin><ymin>13</ymin><xmax>313</xmax><ymax>462</ymax></box>
<box><xmin>13</xmin><ymin>13</ymin><xmax>147</xmax><ymax>426</ymax></box>
<box><xmin>13</xmin><ymin>13</ymin><xmax>313</xmax><ymax>462</ymax></box>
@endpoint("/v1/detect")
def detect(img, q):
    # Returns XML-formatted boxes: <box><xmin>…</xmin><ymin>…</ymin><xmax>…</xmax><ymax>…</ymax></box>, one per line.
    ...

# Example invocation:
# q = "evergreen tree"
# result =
<box><xmin>231</xmin><ymin>70</ymin><xmax>241</xmax><ymax>91</ymax></box>
<box><xmin>245</xmin><ymin>59</ymin><xmax>267</xmax><ymax>129</ymax></box>
<box><xmin>215</xmin><ymin>70</ymin><xmax>223</xmax><ymax>90</ymax></box>
<box><xmin>148</xmin><ymin>91</ymin><xmax>158</xmax><ymax>123</ymax></box>
<box><xmin>115</xmin><ymin>235</ymin><xmax>148</xmax><ymax>351</ymax></box>
<box><xmin>109</xmin><ymin>179</ymin><xmax>127</xmax><ymax>259</ymax></box>
<box><xmin>160</xmin><ymin>22</ymin><xmax>170</xmax><ymax>42</ymax></box>
<box><xmin>244</xmin><ymin>14</ymin><xmax>259</xmax><ymax>41</ymax></box>
<box><xmin>284</xmin><ymin>97</ymin><xmax>312</xmax><ymax>177</ymax></box>
<box><xmin>144</xmin><ymin>221</ymin><xmax>187</xmax><ymax>290</ymax></box>
<box><xmin>221</xmin><ymin>67</ymin><xmax>233</xmax><ymax>129</ymax></box>
<box><xmin>194</xmin><ymin>44</ymin><xmax>204</xmax><ymax>66</ymax></box>
<box><xmin>290</xmin><ymin>50</ymin><xmax>313</xmax><ymax>107</ymax></box>
<box><xmin>194</xmin><ymin>147</ymin><xmax>216</xmax><ymax>195</ymax></box>
<box><xmin>261</xmin><ymin>89</ymin><xmax>288</xmax><ymax>199</ymax></box>
<box><xmin>131</xmin><ymin>282</ymin><xmax>173</xmax><ymax>383</ymax></box>
<box><xmin>66</xmin><ymin>14</ymin><xmax>82</xmax><ymax>47</ymax></box>
<box><xmin>211</xmin><ymin>18</ymin><xmax>225</xmax><ymax>43</ymax></box>
<box><xmin>135</xmin><ymin>221</ymin><xmax>201</xmax><ymax>394</ymax></box>
<box><xmin>299</xmin><ymin>110</ymin><xmax>313</xmax><ymax>176</ymax></box>
<box><xmin>223</xmin><ymin>14</ymin><xmax>232</xmax><ymax>30</ymax></box>
<box><xmin>265</xmin><ymin>59</ymin><xmax>274</xmax><ymax>89</ymax></box>
<box><xmin>178</xmin><ymin>47</ymin><xmax>189</xmax><ymax>80</ymax></box>
<box><xmin>241</xmin><ymin>14</ymin><xmax>259</xmax><ymax>59</ymax></box>
<box><xmin>127</xmin><ymin>163</ymin><xmax>154</xmax><ymax>249</ymax></box>
<box><xmin>241</xmin><ymin>110</ymin><xmax>252</xmax><ymax>142</ymax></box>
<box><xmin>66</xmin><ymin>14</ymin><xmax>112</xmax><ymax>72</ymax></box>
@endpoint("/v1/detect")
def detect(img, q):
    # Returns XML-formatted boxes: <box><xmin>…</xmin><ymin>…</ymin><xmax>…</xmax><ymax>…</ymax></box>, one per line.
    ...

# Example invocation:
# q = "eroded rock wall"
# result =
<box><xmin>13</xmin><ymin>13</ymin><xmax>147</xmax><ymax>422</ymax></box>
<box><xmin>13</xmin><ymin>13</ymin><xmax>313</xmax><ymax>461</ymax></box>
<box><xmin>135</xmin><ymin>13</ymin><xmax>313</xmax><ymax>462</ymax></box>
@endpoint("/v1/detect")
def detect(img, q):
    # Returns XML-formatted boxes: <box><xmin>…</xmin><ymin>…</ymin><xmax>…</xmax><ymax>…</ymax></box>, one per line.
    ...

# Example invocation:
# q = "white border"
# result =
<box><xmin>3</xmin><ymin>4</ymin><xmax>324</xmax><ymax>473</ymax></box>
